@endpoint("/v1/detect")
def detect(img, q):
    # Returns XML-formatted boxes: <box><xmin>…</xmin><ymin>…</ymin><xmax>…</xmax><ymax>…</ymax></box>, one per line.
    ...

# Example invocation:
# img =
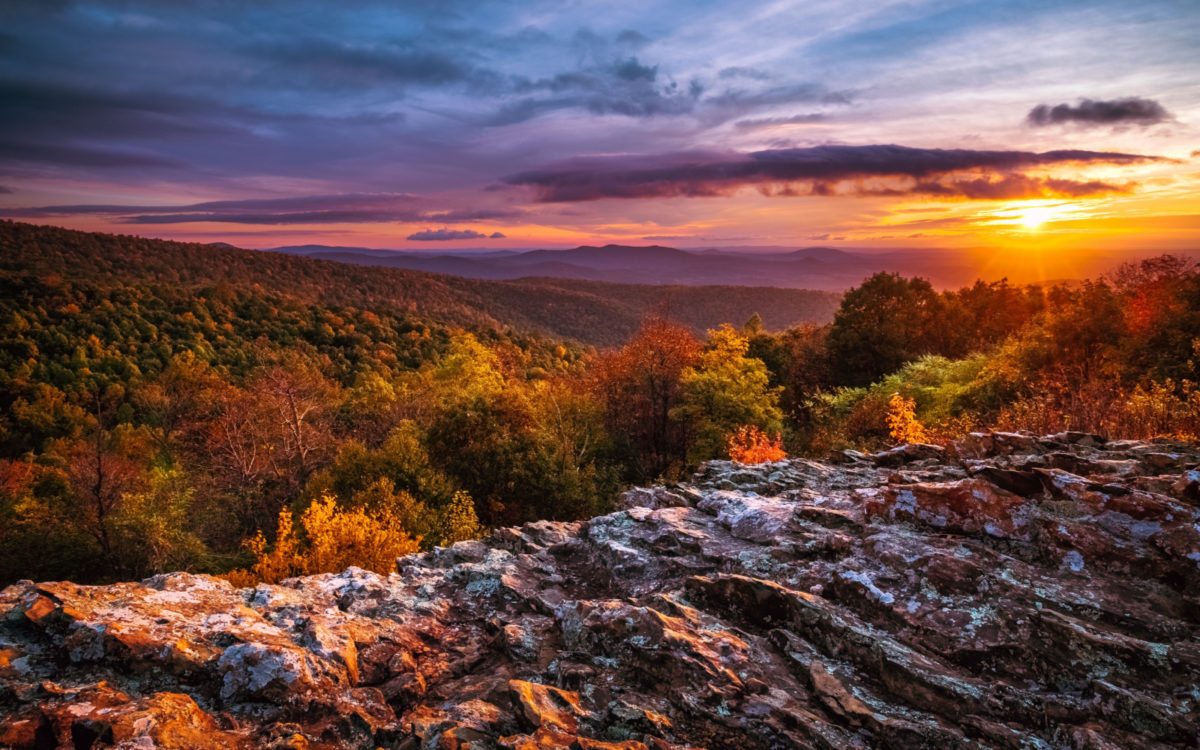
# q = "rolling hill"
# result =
<box><xmin>0</xmin><ymin>222</ymin><xmax>841</xmax><ymax>347</ymax></box>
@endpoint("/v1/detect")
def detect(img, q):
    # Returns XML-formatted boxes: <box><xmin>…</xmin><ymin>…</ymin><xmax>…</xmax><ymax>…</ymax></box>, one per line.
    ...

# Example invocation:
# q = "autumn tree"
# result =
<box><xmin>672</xmin><ymin>325</ymin><xmax>783</xmax><ymax>464</ymax></box>
<box><xmin>590</xmin><ymin>318</ymin><xmax>701</xmax><ymax>478</ymax></box>
<box><xmin>225</xmin><ymin>492</ymin><xmax>421</xmax><ymax>586</ymax></box>
<box><xmin>134</xmin><ymin>351</ymin><xmax>224</xmax><ymax>462</ymax></box>
<box><xmin>63</xmin><ymin>392</ymin><xmax>147</xmax><ymax>571</ymax></box>
<box><xmin>251</xmin><ymin>354</ymin><xmax>338</xmax><ymax>483</ymax></box>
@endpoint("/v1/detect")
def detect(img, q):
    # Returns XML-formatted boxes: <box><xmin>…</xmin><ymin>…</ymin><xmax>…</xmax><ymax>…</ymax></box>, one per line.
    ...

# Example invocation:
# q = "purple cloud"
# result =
<box><xmin>1027</xmin><ymin>97</ymin><xmax>1172</xmax><ymax>128</ymax></box>
<box><xmin>503</xmin><ymin>144</ymin><xmax>1162</xmax><ymax>202</ymax></box>
<box><xmin>407</xmin><ymin>228</ymin><xmax>501</xmax><ymax>241</ymax></box>
<box><xmin>3</xmin><ymin>193</ymin><xmax>522</xmax><ymax>226</ymax></box>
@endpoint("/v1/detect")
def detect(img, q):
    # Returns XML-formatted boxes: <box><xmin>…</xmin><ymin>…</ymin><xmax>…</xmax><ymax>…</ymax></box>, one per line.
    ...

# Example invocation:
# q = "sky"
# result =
<box><xmin>2</xmin><ymin>0</ymin><xmax>1199</xmax><ymax>253</ymax></box>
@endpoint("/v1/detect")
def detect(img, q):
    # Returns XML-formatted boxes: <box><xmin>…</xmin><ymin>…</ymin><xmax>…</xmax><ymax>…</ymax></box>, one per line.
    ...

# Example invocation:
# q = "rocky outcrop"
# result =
<box><xmin>2</xmin><ymin>432</ymin><xmax>1199</xmax><ymax>749</ymax></box>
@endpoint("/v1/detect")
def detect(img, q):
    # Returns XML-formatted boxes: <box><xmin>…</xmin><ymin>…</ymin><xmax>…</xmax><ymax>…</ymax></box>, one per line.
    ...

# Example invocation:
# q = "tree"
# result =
<box><xmin>134</xmin><ymin>351</ymin><xmax>223</xmax><ymax>461</ymax></box>
<box><xmin>672</xmin><ymin>325</ymin><xmax>783</xmax><ymax>464</ymax></box>
<box><xmin>590</xmin><ymin>318</ymin><xmax>701</xmax><ymax>478</ymax></box>
<box><xmin>886</xmin><ymin>393</ymin><xmax>928</xmax><ymax>445</ymax></box>
<box><xmin>251</xmin><ymin>355</ymin><xmax>337</xmax><ymax>482</ymax></box>
<box><xmin>826</xmin><ymin>273</ymin><xmax>943</xmax><ymax>387</ymax></box>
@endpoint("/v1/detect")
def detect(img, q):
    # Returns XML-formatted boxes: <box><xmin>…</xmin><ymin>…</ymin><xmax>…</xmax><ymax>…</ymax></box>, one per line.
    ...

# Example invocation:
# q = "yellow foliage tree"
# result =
<box><xmin>886</xmin><ymin>392</ymin><xmax>928</xmax><ymax>445</ymax></box>
<box><xmin>437</xmin><ymin>490</ymin><xmax>485</xmax><ymax>545</ymax></box>
<box><xmin>224</xmin><ymin>492</ymin><xmax>421</xmax><ymax>586</ymax></box>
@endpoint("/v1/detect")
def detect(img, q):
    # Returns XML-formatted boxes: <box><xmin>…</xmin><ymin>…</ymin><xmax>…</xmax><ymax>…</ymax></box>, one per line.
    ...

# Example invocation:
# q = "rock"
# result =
<box><xmin>870</xmin><ymin>442</ymin><xmax>945</xmax><ymax>466</ymax></box>
<box><xmin>2</xmin><ymin>435</ymin><xmax>1199</xmax><ymax>748</ymax></box>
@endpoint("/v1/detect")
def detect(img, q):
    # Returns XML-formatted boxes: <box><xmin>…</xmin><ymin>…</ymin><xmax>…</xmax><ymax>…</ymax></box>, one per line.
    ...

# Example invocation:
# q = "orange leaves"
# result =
<box><xmin>727</xmin><ymin>425</ymin><xmax>786</xmax><ymax>464</ymax></box>
<box><xmin>886</xmin><ymin>392</ymin><xmax>928</xmax><ymax>445</ymax></box>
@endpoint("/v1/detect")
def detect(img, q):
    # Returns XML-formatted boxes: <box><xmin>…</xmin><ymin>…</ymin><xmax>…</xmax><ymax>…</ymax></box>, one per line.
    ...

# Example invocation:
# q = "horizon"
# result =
<box><xmin>1</xmin><ymin>0</ymin><xmax>1198</xmax><ymax>257</ymax></box>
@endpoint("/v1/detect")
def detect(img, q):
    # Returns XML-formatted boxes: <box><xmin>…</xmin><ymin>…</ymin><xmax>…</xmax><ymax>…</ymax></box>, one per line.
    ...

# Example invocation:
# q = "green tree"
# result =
<box><xmin>826</xmin><ymin>272</ymin><xmax>943</xmax><ymax>387</ymax></box>
<box><xmin>672</xmin><ymin>325</ymin><xmax>783</xmax><ymax>464</ymax></box>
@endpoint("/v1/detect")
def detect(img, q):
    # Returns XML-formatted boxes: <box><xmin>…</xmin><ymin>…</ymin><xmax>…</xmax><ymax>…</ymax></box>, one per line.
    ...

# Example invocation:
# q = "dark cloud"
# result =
<box><xmin>503</xmin><ymin>144</ymin><xmax>1161</xmax><ymax>202</ymax></box>
<box><xmin>1026</xmin><ymin>97</ymin><xmax>1172</xmax><ymax>128</ymax></box>
<box><xmin>246</xmin><ymin>37</ymin><xmax>476</xmax><ymax>89</ymax></box>
<box><xmin>421</xmin><ymin>208</ymin><xmax>516</xmax><ymax>221</ymax></box>
<box><xmin>3</xmin><ymin>193</ymin><xmax>523</xmax><ymax>226</ymax></box>
<box><xmin>0</xmin><ymin>142</ymin><xmax>183</xmax><ymax>170</ymax></box>
<box><xmin>614</xmin><ymin>29</ymin><xmax>650</xmax><ymax>49</ymax></box>
<box><xmin>488</xmin><ymin>231</ymin><xmax>505</xmax><ymax>238</ymax></box>
<box><xmin>905</xmin><ymin>175</ymin><xmax>1131</xmax><ymax>200</ymax></box>
<box><xmin>0</xmin><ymin>185</ymin><xmax>13</xmax><ymax>194</ymax></box>
<box><xmin>486</xmin><ymin>57</ymin><xmax>702</xmax><ymax>125</ymax></box>
<box><xmin>407</xmin><ymin>228</ymin><xmax>498</xmax><ymax>240</ymax></box>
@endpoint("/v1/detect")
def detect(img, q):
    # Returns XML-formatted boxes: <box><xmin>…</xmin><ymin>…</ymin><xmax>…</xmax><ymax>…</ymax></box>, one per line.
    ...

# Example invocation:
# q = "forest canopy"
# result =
<box><xmin>2</xmin><ymin>221</ymin><xmax>1197</xmax><ymax>586</ymax></box>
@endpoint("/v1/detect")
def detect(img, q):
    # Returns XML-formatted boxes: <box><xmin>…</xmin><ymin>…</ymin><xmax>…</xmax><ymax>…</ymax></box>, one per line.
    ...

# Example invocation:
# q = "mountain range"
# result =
<box><xmin>268</xmin><ymin>243</ymin><xmax>968</xmax><ymax>291</ymax></box>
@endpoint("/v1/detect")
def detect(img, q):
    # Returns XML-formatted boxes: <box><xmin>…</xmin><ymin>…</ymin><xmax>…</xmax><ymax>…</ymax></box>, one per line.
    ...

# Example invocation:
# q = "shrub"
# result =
<box><xmin>887</xmin><ymin>393</ymin><xmax>928</xmax><ymax>445</ymax></box>
<box><xmin>224</xmin><ymin>491</ymin><xmax>420</xmax><ymax>586</ymax></box>
<box><xmin>727</xmin><ymin>425</ymin><xmax>786</xmax><ymax>464</ymax></box>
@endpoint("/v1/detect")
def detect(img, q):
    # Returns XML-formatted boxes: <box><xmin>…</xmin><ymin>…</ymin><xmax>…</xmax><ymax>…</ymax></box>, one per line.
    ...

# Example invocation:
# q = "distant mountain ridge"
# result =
<box><xmin>267</xmin><ymin>242</ymin><xmax>919</xmax><ymax>290</ymax></box>
<box><xmin>266</xmin><ymin>242</ymin><xmax>1187</xmax><ymax>290</ymax></box>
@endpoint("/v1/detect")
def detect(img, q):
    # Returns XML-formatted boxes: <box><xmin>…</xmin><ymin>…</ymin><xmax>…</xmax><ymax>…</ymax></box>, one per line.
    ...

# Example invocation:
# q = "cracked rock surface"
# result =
<box><xmin>2</xmin><ymin>431</ymin><xmax>1199</xmax><ymax>749</ymax></box>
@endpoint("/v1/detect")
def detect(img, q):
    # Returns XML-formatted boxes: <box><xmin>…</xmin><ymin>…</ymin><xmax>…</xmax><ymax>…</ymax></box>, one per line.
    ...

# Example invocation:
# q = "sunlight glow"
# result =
<box><xmin>1019</xmin><ymin>205</ymin><xmax>1055</xmax><ymax>230</ymax></box>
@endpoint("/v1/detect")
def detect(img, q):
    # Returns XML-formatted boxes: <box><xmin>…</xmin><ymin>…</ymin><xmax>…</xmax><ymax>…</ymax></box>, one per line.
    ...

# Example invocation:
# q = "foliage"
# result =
<box><xmin>826</xmin><ymin>273</ymin><xmax>943</xmax><ymax>387</ymax></box>
<box><xmin>436</xmin><ymin>490</ymin><xmax>486</xmax><ymax>545</ymax></box>
<box><xmin>109</xmin><ymin>468</ymin><xmax>208</xmax><ymax>579</ymax></box>
<box><xmin>225</xmin><ymin>492</ymin><xmax>421</xmax><ymax>586</ymax></box>
<box><xmin>886</xmin><ymin>393</ymin><xmax>928</xmax><ymax>445</ymax></box>
<box><xmin>727</xmin><ymin>425</ymin><xmax>786</xmax><ymax>464</ymax></box>
<box><xmin>4</xmin><ymin>220</ymin><xmax>1199</xmax><ymax>587</ymax></box>
<box><xmin>673</xmin><ymin>325</ymin><xmax>783</xmax><ymax>464</ymax></box>
<box><xmin>590</xmin><ymin>318</ymin><xmax>701</xmax><ymax>478</ymax></box>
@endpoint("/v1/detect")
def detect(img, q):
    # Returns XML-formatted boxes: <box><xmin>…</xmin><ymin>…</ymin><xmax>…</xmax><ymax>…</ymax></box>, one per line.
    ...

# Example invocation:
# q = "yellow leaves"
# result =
<box><xmin>438</xmin><ymin>490</ymin><xmax>484</xmax><ymax>545</ymax></box>
<box><xmin>886</xmin><ymin>392</ymin><xmax>928</xmax><ymax>445</ymax></box>
<box><xmin>224</xmin><ymin>491</ymin><xmax>420</xmax><ymax>586</ymax></box>
<box><xmin>727</xmin><ymin>425</ymin><xmax>786</xmax><ymax>464</ymax></box>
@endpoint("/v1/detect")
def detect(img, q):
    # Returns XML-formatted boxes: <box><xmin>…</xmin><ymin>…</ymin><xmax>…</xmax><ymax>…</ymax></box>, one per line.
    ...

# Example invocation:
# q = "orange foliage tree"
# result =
<box><xmin>590</xmin><ymin>318</ymin><xmax>701</xmax><ymax>478</ymax></box>
<box><xmin>727</xmin><ymin>425</ymin><xmax>786</xmax><ymax>464</ymax></box>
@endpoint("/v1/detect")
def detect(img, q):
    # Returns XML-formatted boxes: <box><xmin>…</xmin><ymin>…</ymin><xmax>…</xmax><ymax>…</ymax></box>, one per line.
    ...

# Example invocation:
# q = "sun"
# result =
<box><xmin>1018</xmin><ymin>205</ymin><xmax>1056</xmax><ymax>230</ymax></box>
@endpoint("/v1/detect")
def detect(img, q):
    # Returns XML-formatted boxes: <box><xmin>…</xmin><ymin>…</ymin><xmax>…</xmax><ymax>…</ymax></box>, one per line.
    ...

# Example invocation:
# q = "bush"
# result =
<box><xmin>727</xmin><ymin>425</ymin><xmax>786</xmax><ymax>464</ymax></box>
<box><xmin>886</xmin><ymin>393</ymin><xmax>928</xmax><ymax>445</ymax></box>
<box><xmin>225</xmin><ymin>491</ymin><xmax>420</xmax><ymax>586</ymax></box>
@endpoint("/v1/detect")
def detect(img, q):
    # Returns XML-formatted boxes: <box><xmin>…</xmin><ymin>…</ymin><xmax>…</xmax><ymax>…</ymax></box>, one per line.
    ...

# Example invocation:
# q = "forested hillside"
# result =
<box><xmin>2</xmin><ymin>219</ymin><xmax>1197</xmax><ymax>591</ymax></box>
<box><xmin>0</xmin><ymin>222</ymin><xmax>840</xmax><ymax>346</ymax></box>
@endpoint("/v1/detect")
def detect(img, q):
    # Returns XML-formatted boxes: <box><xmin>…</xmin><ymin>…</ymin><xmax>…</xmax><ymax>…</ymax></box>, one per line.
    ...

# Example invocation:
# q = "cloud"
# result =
<box><xmin>485</xmin><ymin>57</ymin><xmax>703</xmax><ymax>125</ymax></box>
<box><xmin>246</xmin><ymin>37</ymin><xmax>476</xmax><ymax>90</ymax></box>
<box><xmin>407</xmin><ymin>228</ymin><xmax>500</xmax><ymax>241</ymax></box>
<box><xmin>0</xmin><ymin>141</ymin><xmax>184</xmax><ymax>170</ymax></box>
<box><xmin>2</xmin><ymin>193</ymin><xmax>524</xmax><ymax>226</ymax></box>
<box><xmin>904</xmin><ymin>175</ymin><xmax>1132</xmax><ymax>200</ymax></box>
<box><xmin>0</xmin><ymin>185</ymin><xmax>12</xmax><ymax>194</ymax></box>
<box><xmin>1026</xmin><ymin>97</ymin><xmax>1172</xmax><ymax>128</ymax></box>
<box><xmin>734</xmin><ymin>113</ymin><xmax>827</xmax><ymax>129</ymax></box>
<box><xmin>503</xmin><ymin>144</ymin><xmax>1161</xmax><ymax>202</ymax></box>
<box><xmin>718</xmin><ymin>66</ymin><xmax>771</xmax><ymax>81</ymax></box>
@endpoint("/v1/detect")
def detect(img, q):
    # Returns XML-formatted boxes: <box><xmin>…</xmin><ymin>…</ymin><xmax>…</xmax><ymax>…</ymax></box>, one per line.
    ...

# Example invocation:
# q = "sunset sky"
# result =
<box><xmin>2</xmin><ymin>0</ymin><xmax>1198</xmax><ymax>252</ymax></box>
